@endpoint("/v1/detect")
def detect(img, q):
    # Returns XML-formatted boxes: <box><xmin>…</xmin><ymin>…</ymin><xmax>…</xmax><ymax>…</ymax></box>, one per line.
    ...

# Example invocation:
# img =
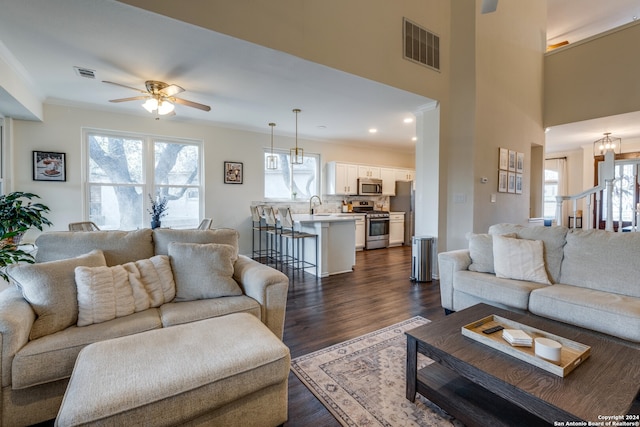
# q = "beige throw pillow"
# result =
<box><xmin>467</xmin><ymin>232</ymin><xmax>516</xmax><ymax>273</ymax></box>
<box><xmin>7</xmin><ymin>249</ymin><xmax>107</xmax><ymax>340</ymax></box>
<box><xmin>74</xmin><ymin>255</ymin><xmax>175</xmax><ymax>326</ymax></box>
<box><xmin>492</xmin><ymin>235</ymin><xmax>551</xmax><ymax>285</ymax></box>
<box><xmin>168</xmin><ymin>242</ymin><xmax>242</xmax><ymax>301</ymax></box>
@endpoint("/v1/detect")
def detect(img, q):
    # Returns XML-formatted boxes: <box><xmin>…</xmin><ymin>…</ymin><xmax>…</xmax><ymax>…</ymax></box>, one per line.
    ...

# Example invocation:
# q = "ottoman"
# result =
<box><xmin>55</xmin><ymin>313</ymin><xmax>290</xmax><ymax>427</ymax></box>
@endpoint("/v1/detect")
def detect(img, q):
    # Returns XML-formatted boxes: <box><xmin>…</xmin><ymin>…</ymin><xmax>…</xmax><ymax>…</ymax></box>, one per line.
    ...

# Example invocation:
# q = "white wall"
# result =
<box><xmin>10</xmin><ymin>103</ymin><xmax>413</xmax><ymax>255</ymax></box>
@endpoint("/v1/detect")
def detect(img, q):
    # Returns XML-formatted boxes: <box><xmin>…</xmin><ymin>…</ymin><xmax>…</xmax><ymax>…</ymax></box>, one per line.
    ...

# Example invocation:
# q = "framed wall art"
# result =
<box><xmin>515</xmin><ymin>173</ymin><xmax>523</xmax><ymax>194</ymax></box>
<box><xmin>499</xmin><ymin>148</ymin><xmax>509</xmax><ymax>171</ymax></box>
<box><xmin>516</xmin><ymin>152</ymin><xmax>524</xmax><ymax>173</ymax></box>
<box><xmin>498</xmin><ymin>170</ymin><xmax>508</xmax><ymax>193</ymax></box>
<box><xmin>508</xmin><ymin>150</ymin><xmax>516</xmax><ymax>172</ymax></box>
<box><xmin>224</xmin><ymin>161</ymin><xmax>243</xmax><ymax>184</ymax></box>
<box><xmin>507</xmin><ymin>172</ymin><xmax>516</xmax><ymax>193</ymax></box>
<box><xmin>33</xmin><ymin>151</ymin><xmax>66</xmax><ymax>182</ymax></box>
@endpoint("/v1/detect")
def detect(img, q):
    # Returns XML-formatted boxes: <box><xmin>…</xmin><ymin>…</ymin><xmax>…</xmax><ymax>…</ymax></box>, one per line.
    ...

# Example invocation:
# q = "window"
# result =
<box><xmin>543</xmin><ymin>169</ymin><xmax>559</xmax><ymax>218</ymax></box>
<box><xmin>264</xmin><ymin>149</ymin><xmax>319</xmax><ymax>200</ymax></box>
<box><xmin>85</xmin><ymin>130</ymin><xmax>202</xmax><ymax>230</ymax></box>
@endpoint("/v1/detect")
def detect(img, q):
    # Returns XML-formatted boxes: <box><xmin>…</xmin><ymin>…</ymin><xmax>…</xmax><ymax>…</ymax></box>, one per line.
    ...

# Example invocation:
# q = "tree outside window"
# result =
<box><xmin>86</xmin><ymin>131</ymin><xmax>202</xmax><ymax>230</ymax></box>
<box><xmin>264</xmin><ymin>149</ymin><xmax>319</xmax><ymax>200</ymax></box>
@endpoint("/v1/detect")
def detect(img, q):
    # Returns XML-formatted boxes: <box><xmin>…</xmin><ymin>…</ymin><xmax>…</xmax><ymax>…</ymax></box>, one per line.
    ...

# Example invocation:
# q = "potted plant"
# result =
<box><xmin>147</xmin><ymin>193</ymin><xmax>168</xmax><ymax>229</ymax></box>
<box><xmin>0</xmin><ymin>192</ymin><xmax>53</xmax><ymax>280</ymax></box>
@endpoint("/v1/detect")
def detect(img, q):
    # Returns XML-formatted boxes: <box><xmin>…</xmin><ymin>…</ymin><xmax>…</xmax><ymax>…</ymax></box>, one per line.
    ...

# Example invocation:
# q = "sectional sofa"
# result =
<box><xmin>438</xmin><ymin>223</ymin><xmax>640</xmax><ymax>346</ymax></box>
<box><xmin>0</xmin><ymin>228</ymin><xmax>289</xmax><ymax>426</ymax></box>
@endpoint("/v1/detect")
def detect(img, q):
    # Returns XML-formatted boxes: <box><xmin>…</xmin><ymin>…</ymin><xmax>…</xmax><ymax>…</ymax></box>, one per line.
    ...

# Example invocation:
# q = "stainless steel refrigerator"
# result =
<box><xmin>389</xmin><ymin>181</ymin><xmax>414</xmax><ymax>246</ymax></box>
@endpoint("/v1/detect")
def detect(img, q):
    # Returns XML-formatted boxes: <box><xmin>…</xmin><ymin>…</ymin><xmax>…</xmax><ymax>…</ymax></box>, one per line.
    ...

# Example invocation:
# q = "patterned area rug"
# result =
<box><xmin>291</xmin><ymin>317</ymin><xmax>464</xmax><ymax>427</ymax></box>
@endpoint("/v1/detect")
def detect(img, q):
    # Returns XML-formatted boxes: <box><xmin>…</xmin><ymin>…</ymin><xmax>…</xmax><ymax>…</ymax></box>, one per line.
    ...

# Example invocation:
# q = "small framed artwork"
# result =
<box><xmin>499</xmin><ymin>148</ymin><xmax>509</xmax><ymax>171</ymax></box>
<box><xmin>515</xmin><ymin>173</ymin><xmax>523</xmax><ymax>194</ymax></box>
<box><xmin>508</xmin><ymin>150</ymin><xmax>516</xmax><ymax>172</ymax></box>
<box><xmin>33</xmin><ymin>151</ymin><xmax>66</xmax><ymax>182</ymax></box>
<box><xmin>498</xmin><ymin>170</ymin><xmax>508</xmax><ymax>193</ymax></box>
<box><xmin>224</xmin><ymin>161</ymin><xmax>243</xmax><ymax>184</ymax></box>
<box><xmin>507</xmin><ymin>172</ymin><xmax>516</xmax><ymax>193</ymax></box>
<box><xmin>516</xmin><ymin>152</ymin><xmax>524</xmax><ymax>173</ymax></box>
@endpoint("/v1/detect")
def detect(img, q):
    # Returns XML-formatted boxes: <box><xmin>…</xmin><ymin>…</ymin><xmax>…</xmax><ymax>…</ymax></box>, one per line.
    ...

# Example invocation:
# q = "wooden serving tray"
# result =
<box><xmin>461</xmin><ymin>315</ymin><xmax>591</xmax><ymax>377</ymax></box>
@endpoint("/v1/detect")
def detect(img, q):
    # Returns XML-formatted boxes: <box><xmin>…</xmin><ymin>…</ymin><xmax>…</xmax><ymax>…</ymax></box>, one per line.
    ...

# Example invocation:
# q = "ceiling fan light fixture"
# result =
<box><xmin>142</xmin><ymin>98</ymin><xmax>158</xmax><ymax>113</ymax></box>
<box><xmin>157</xmin><ymin>100</ymin><xmax>175</xmax><ymax>115</ymax></box>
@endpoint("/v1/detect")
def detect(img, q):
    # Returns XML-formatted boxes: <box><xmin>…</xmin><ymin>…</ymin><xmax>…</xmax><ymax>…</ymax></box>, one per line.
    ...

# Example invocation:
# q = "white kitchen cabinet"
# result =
<box><xmin>358</xmin><ymin>165</ymin><xmax>380</xmax><ymax>179</ymax></box>
<box><xmin>380</xmin><ymin>167</ymin><xmax>397</xmax><ymax>195</ymax></box>
<box><xmin>326</xmin><ymin>162</ymin><xmax>358</xmax><ymax>195</ymax></box>
<box><xmin>389</xmin><ymin>212</ymin><xmax>405</xmax><ymax>247</ymax></box>
<box><xmin>354</xmin><ymin>214</ymin><xmax>366</xmax><ymax>250</ymax></box>
<box><xmin>395</xmin><ymin>169</ymin><xmax>415</xmax><ymax>181</ymax></box>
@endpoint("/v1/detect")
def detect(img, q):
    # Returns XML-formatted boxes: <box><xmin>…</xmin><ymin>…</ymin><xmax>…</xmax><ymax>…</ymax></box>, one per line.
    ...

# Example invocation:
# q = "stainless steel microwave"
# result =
<box><xmin>358</xmin><ymin>178</ymin><xmax>383</xmax><ymax>196</ymax></box>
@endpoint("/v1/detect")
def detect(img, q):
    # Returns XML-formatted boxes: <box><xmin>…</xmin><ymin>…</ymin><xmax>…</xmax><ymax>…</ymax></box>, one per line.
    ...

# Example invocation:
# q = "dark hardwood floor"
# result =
<box><xmin>281</xmin><ymin>245</ymin><xmax>446</xmax><ymax>426</ymax></box>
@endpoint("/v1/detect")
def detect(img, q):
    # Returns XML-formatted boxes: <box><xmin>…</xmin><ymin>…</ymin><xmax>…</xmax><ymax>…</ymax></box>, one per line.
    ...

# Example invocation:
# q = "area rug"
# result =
<box><xmin>291</xmin><ymin>317</ymin><xmax>464</xmax><ymax>426</ymax></box>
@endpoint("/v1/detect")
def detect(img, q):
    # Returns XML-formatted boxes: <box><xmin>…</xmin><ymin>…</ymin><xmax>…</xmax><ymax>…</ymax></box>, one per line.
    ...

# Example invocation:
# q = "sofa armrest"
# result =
<box><xmin>0</xmin><ymin>286</ymin><xmax>35</xmax><ymax>388</ymax></box>
<box><xmin>437</xmin><ymin>249</ymin><xmax>471</xmax><ymax>311</ymax></box>
<box><xmin>233</xmin><ymin>255</ymin><xmax>289</xmax><ymax>340</ymax></box>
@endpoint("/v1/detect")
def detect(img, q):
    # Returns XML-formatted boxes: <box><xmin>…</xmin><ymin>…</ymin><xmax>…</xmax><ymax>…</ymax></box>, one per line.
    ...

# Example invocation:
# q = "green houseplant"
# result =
<box><xmin>0</xmin><ymin>192</ymin><xmax>53</xmax><ymax>280</ymax></box>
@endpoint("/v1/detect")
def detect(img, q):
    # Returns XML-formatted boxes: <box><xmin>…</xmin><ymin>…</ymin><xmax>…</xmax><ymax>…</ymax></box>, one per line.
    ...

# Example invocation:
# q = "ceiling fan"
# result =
<box><xmin>103</xmin><ymin>80</ymin><xmax>211</xmax><ymax>117</ymax></box>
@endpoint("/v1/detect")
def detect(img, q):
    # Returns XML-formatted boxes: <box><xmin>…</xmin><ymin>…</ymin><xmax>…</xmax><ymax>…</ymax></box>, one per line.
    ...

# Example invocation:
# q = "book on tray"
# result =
<box><xmin>502</xmin><ymin>329</ymin><xmax>532</xmax><ymax>347</ymax></box>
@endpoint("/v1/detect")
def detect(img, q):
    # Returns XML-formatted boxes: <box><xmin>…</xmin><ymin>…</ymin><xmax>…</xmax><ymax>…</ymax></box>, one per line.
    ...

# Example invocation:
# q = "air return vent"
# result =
<box><xmin>403</xmin><ymin>18</ymin><xmax>440</xmax><ymax>71</ymax></box>
<box><xmin>74</xmin><ymin>66</ymin><xmax>96</xmax><ymax>79</ymax></box>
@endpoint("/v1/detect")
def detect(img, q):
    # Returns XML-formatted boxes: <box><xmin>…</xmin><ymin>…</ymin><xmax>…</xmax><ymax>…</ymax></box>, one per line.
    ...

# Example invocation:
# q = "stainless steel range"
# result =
<box><xmin>352</xmin><ymin>200</ymin><xmax>390</xmax><ymax>250</ymax></box>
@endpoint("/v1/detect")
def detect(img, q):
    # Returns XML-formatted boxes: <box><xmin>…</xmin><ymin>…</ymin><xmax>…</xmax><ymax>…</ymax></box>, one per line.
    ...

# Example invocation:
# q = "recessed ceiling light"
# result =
<box><xmin>411</xmin><ymin>137</ymin><xmax>417</xmax><ymax>141</ymax></box>
<box><xmin>369</xmin><ymin>128</ymin><xmax>378</xmax><ymax>134</ymax></box>
<box><xmin>545</xmin><ymin>127</ymin><xmax>551</xmax><ymax>133</ymax></box>
<box><xmin>403</xmin><ymin>118</ymin><xmax>414</xmax><ymax>124</ymax></box>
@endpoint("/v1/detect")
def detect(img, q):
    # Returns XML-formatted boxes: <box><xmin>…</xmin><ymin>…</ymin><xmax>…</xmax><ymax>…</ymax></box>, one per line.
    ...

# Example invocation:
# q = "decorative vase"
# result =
<box><xmin>151</xmin><ymin>220</ymin><xmax>161</xmax><ymax>230</ymax></box>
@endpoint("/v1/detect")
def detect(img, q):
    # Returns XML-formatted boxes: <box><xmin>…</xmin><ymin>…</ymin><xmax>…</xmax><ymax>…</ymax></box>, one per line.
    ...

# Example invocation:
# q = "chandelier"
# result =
<box><xmin>266</xmin><ymin>123</ymin><xmax>278</xmax><ymax>170</ymax></box>
<box><xmin>290</xmin><ymin>108</ymin><xmax>304</xmax><ymax>165</ymax></box>
<box><xmin>593</xmin><ymin>132</ymin><xmax>621</xmax><ymax>156</ymax></box>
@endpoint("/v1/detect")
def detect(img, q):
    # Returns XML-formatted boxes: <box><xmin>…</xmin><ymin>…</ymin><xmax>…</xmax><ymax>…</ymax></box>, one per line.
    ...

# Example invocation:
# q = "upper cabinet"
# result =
<box><xmin>358</xmin><ymin>165</ymin><xmax>380</xmax><ymax>179</ymax></box>
<box><xmin>395</xmin><ymin>169</ymin><xmax>414</xmax><ymax>181</ymax></box>
<box><xmin>326</xmin><ymin>162</ymin><xmax>358</xmax><ymax>195</ymax></box>
<box><xmin>326</xmin><ymin>162</ymin><xmax>414</xmax><ymax>196</ymax></box>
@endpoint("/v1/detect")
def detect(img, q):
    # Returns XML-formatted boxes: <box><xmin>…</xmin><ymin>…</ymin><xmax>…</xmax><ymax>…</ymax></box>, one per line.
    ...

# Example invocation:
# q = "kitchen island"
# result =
<box><xmin>291</xmin><ymin>214</ymin><xmax>356</xmax><ymax>277</ymax></box>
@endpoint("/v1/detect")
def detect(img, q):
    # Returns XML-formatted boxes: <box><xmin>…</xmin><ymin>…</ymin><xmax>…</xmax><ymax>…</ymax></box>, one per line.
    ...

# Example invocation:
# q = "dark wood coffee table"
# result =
<box><xmin>406</xmin><ymin>303</ymin><xmax>640</xmax><ymax>427</ymax></box>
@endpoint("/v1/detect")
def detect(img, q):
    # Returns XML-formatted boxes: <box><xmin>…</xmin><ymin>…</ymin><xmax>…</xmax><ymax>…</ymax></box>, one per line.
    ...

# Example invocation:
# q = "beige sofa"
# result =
<box><xmin>0</xmin><ymin>228</ymin><xmax>289</xmax><ymax>427</ymax></box>
<box><xmin>438</xmin><ymin>223</ymin><xmax>640</xmax><ymax>346</ymax></box>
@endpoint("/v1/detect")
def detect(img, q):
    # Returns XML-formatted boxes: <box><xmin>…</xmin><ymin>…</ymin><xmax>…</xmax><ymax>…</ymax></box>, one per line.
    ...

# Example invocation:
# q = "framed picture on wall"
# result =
<box><xmin>508</xmin><ymin>150</ymin><xmax>517</xmax><ymax>172</ymax></box>
<box><xmin>516</xmin><ymin>152</ymin><xmax>524</xmax><ymax>173</ymax></box>
<box><xmin>507</xmin><ymin>172</ymin><xmax>516</xmax><ymax>193</ymax></box>
<box><xmin>33</xmin><ymin>151</ymin><xmax>66</xmax><ymax>182</ymax></box>
<box><xmin>499</xmin><ymin>148</ymin><xmax>509</xmax><ymax>171</ymax></box>
<box><xmin>498</xmin><ymin>170</ymin><xmax>508</xmax><ymax>193</ymax></box>
<box><xmin>515</xmin><ymin>173</ymin><xmax>523</xmax><ymax>194</ymax></box>
<box><xmin>224</xmin><ymin>161</ymin><xmax>243</xmax><ymax>184</ymax></box>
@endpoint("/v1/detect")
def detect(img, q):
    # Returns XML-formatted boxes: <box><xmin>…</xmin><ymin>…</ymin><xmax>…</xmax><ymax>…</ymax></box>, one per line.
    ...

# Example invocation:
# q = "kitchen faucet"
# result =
<box><xmin>309</xmin><ymin>195</ymin><xmax>322</xmax><ymax>214</ymax></box>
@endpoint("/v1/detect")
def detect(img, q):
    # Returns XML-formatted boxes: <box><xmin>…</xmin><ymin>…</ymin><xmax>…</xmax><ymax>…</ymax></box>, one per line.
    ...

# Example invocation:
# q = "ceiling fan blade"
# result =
<box><xmin>109</xmin><ymin>96</ymin><xmax>150</xmax><ymax>103</ymax></box>
<box><xmin>481</xmin><ymin>0</ymin><xmax>498</xmax><ymax>14</ymax></box>
<box><xmin>102</xmin><ymin>80</ymin><xmax>147</xmax><ymax>94</ymax></box>
<box><xmin>172</xmin><ymin>97</ymin><xmax>211</xmax><ymax>112</ymax></box>
<box><xmin>160</xmin><ymin>84</ymin><xmax>184</xmax><ymax>97</ymax></box>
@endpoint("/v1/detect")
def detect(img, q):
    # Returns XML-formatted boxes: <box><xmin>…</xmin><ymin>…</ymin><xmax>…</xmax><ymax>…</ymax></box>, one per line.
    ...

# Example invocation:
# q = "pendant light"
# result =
<box><xmin>290</xmin><ymin>108</ymin><xmax>304</xmax><ymax>165</ymax></box>
<box><xmin>266</xmin><ymin>122</ymin><xmax>278</xmax><ymax>170</ymax></box>
<box><xmin>593</xmin><ymin>132</ymin><xmax>621</xmax><ymax>157</ymax></box>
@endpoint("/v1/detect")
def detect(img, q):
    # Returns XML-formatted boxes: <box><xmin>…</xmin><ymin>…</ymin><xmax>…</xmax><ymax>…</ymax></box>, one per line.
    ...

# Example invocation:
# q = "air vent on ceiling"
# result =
<box><xmin>403</xmin><ymin>18</ymin><xmax>440</xmax><ymax>71</ymax></box>
<box><xmin>74</xmin><ymin>66</ymin><xmax>96</xmax><ymax>79</ymax></box>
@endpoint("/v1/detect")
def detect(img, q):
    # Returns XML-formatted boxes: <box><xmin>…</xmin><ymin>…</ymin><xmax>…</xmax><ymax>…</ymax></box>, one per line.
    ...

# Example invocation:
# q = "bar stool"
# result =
<box><xmin>263</xmin><ymin>206</ymin><xmax>283</xmax><ymax>269</ymax></box>
<box><xmin>278</xmin><ymin>207</ymin><xmax>318</xmax><ymax>279</ymax></box>
<box><xmin>250</xmin><ymin>205</ymin><xmax>266</xmax><ymax>261</ymax></box>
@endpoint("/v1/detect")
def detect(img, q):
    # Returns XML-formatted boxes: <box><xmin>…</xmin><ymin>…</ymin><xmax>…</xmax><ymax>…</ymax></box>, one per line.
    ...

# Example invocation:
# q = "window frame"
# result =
<box><xmin>263</xmin><ymin>147</ymin><xmax>320</xmax><ymax>201</ymax></box>
<box><xmin>83</xmin><ymin>128</ymin><xmax>204</xmax><ymax>229</ymax></box>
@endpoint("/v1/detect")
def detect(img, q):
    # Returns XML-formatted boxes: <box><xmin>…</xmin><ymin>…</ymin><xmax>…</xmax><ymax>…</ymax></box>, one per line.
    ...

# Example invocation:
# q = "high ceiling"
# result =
<box><xmin>0</xmin><ymin>1</ymin><xmax>637</xmax><ymax>153</ymax></box>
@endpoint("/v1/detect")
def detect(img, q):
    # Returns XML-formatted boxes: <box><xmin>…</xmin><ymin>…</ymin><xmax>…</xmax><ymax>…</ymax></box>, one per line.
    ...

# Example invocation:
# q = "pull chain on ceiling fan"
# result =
<box><xmin>103</xmin><ymin>80</ymin><xmax>211</xmax><ymax>118</ymax></box>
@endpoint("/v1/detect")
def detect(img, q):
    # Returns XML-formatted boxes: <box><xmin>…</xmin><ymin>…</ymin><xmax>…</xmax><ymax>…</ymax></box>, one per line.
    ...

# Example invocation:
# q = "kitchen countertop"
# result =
<box><xmin>292</xmin><ymin>213</ymin><xmax>363</xmax><ymax>223</ymax></box>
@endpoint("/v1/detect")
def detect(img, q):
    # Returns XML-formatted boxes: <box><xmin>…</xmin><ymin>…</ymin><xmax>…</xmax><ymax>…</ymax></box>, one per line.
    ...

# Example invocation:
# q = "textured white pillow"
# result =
<box><xmin>74</xmin><ymin>255</ymin><xmax>175</xmax><ymax>326</ymax></box>
<box><xmin>492</xmin><ymin>235</ymin><xmax>551</xmax><ymax>285</ymax></box>
<box><xmin>467</xmin><ymin>232</ymin><xmax>516</xmax><ymax>273</ymax></box>
<box><xmin>169</xmin><ymin>242</ymin><xmax>242</xmax><ymax>301</ymax></box>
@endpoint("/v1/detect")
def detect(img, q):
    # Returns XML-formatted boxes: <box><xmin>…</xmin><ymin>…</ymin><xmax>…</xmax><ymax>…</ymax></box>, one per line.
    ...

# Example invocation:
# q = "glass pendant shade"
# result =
<box><xmin>142</xmin><ymin>97</ymin><xmax>174</xmax><ymax>115</ymax></box>
<box><xmin>142</xmin><ymin>98</ymin><xmax>158</xmax><ymax>113</ymax></box>
<box><xmin>157</xmin><ymin>100</ymin><xmax>175</xmax><ymax>115</ymax></box>
<box><xmin>290</xmin><ymin>109</ymin><xmax>304</xmax><ymax>165</ymax></box>
<box><xmin>266</xmin><ymin>122</ymin><xmax>278</xmax><ymax>170</ymax></box>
